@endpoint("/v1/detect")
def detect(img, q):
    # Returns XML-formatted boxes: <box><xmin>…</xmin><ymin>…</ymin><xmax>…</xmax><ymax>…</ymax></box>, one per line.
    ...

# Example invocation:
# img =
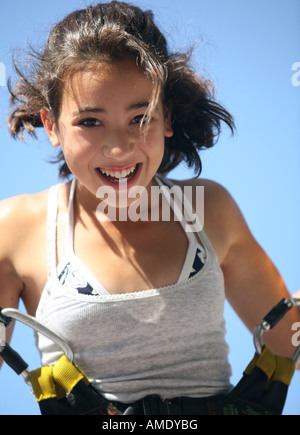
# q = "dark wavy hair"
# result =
<box><xmin>8</xmin><ymin>1</ymin><xmax>235</xmax><ymax>178</ymax></box>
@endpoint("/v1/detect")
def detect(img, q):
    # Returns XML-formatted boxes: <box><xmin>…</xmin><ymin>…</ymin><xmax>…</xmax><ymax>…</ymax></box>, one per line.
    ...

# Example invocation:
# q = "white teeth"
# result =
<box><xmin>99</xmin><ymin>165</ymin><xmax>137</xmax><ymax>179</ymax></box>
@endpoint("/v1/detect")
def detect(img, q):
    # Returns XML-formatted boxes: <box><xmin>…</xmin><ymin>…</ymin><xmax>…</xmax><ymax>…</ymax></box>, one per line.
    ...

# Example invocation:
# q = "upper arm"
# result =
<box><xmin>0</xmin><ymin>198</ymin><xmax>26</xmax><ymax>305</ymax></box>
<box><xmin>199</xmin><ymin>179</ymin><xmax>300</xmax><ymax>362</ymax></box>
<box><xmin>0</xmin><ymin>198</ymin><xmax>29</xmax><ymax>369</ymax></box>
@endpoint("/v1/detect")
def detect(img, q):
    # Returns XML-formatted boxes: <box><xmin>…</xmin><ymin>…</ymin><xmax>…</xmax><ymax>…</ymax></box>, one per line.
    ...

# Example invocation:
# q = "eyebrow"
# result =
<box><xmin>72</xmin><ymin>101</ymin><xmax>152</xmax><ymax>117</ymax></box>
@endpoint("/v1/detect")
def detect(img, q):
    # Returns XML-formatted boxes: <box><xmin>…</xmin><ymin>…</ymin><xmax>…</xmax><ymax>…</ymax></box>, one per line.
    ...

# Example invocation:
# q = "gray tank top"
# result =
<box><xmin>35</xmin><ymin>177</ymin><xmax>232</xmax><ymax>403</ymax></box>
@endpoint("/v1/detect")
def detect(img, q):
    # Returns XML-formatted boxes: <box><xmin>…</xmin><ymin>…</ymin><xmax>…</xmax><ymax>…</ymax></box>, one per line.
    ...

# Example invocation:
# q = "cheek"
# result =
<box><xmin>56</xmin><ymin>122</ymin><xmax>96</xmax><ymax>163</ymax></box>
<box><xmin>61</xmin><ymin>135</ymin><xmax>98</xmax><ymax>172</ymax></box>
<box><xmin>139</xmin><ymin>139</ymin><xmax>164</xmax><ymax>168</ymax></box>
<box><xmin>140</xmin><ymin>124</ymin><xmax>166</xmax><ymax>155</ymax></box>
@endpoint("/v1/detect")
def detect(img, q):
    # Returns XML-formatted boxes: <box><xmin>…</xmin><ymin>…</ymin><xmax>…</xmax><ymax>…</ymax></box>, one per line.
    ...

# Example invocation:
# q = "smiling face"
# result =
<box><xmin>42</xmin><ymin>58</ymin><xmax>173</xmax><ymax>208</ymax></box>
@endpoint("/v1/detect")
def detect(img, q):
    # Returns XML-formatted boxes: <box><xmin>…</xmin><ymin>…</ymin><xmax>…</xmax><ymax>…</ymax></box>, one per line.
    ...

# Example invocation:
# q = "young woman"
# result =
<box><xmin>1</xmin><ymin>1</ymin><xmax>299</xmax><ymax>414</ymax></box>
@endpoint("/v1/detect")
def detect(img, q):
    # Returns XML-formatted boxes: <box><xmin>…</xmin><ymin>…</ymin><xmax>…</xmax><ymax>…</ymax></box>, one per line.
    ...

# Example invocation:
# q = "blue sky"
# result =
<box><xmin>0</xmin><ymin>0</ymin><xmax>299</xmax><ymax>415</ymax></box>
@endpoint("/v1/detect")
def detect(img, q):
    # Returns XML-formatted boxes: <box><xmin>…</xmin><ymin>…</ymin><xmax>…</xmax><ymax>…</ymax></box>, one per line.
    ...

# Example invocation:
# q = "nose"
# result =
<box><xmin>102</xmin><ymin>129</ymin><xmax>135</xmax><ymax>160</ymax></box>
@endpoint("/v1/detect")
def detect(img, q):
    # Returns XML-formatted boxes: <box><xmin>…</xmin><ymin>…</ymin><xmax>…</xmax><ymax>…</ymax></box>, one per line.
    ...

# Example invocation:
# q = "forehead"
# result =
<box><xmin>61</xmin><ymin>59</ymin><xmax>154</xmax><ymax>110</ymax></box>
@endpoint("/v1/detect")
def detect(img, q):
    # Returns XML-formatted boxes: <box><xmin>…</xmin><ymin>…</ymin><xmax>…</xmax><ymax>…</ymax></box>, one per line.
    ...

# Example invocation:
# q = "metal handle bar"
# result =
<box><xmin>1</xmin><ymin>308</ymin><xmax>74</xmax><ymax>363</ymax></box>
<box><xmin>254</xmin><ymin>298</ymin><xmax>300</xmax><ymax>365</ymax></box>
<box><xmin>0</xmin><ymin>322</ymin><xmax>5</xmax><ymax>347</ymax></box>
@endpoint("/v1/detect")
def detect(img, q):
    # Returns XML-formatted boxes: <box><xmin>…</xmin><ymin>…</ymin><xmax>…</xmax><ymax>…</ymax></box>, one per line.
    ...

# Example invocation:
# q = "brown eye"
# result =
<box><xmin>79</xmin><ymin>118</ymin><xmax>101</xmax><ymax>128</ymax></box>
<box><xmin>131</xmin><ymin>114</ymin><xmax>149</xmax><ymax>126</ymax></box>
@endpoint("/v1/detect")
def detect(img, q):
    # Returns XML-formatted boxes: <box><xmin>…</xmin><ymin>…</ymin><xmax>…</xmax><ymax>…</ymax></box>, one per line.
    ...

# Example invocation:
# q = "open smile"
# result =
<box><xmin>96</xmin><ymin>163</ymin><xmax>142</xmax><ymax>187</ymax></box>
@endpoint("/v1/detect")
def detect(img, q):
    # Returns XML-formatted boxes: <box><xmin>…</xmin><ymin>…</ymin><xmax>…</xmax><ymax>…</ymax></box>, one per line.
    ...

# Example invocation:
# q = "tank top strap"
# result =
<box><xmin>64</xmin><ymin>177</ymin><xmax>76</xmax><ymax>255</ymax></box>
<box><xmin>46</xmin><ymin>184</ymin><xmax>59</xmax><ymax>280</ymax></box>
<box><xmin>155</xmin><ymin>176</ymin><xmax>217</xmax><ymax>260</ymax></box>
<box><xmin>155</xmin><ymin>175</ymin><xmax>204</xmax><ymax>239</ymax></box>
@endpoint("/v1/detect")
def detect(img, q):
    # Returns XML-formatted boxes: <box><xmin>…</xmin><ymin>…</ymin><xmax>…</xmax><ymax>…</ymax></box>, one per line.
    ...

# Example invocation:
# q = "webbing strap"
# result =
<box><xmin>244</xmin><ymin>346</ymin><xmax>295</xmax><ymax>386</ymax></box>
<box><xmin>30</xmin><ymin>365</ymin><xmax>63</xmax><ymax>402</ymax></box>
<box><xmin>30</xmin><ymin>355</ymin><xmax>90</xmax><ymax>403</ymax></box>
<box><xmin>272</xmin><ymin>354</ymin><xmax>295</xmax><ymax>386</ymax></box>
<box><xmin>52</xmin><ymin>355</ymin><xmax>90</xmax><ymax>392</ymax></box>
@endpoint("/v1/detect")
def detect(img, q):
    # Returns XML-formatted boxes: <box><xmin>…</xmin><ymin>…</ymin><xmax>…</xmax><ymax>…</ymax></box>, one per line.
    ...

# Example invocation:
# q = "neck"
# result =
<box><xmin>73</xmin><ymin>176</ymin><xmax>162</xmax><ymax>232</ymax></box>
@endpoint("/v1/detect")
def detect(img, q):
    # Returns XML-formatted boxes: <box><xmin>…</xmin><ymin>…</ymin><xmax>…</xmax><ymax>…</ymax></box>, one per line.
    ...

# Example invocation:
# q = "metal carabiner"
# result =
<box><xmin>1</xmin><ymin>308</ymin><xmax>74</xmax><ymax>387</ymax></box>
<box><xmin>0</xmin><ymin>313</ymin><xmax>31</xmax><ymax>385</ymax></box>
<box><xmin>1</xmin><ymin>308</ymin><xmax>74</xmax><ymax>363</ymax></box>
<box><xmin>0</xmin><ymin>322</ymin><xmax>5</xmax><ymax>347</ymax></box>
<box><xmin>254</xmin><ymin>298</ymin><xmax>300</xmax><ymax>366</ymax></box>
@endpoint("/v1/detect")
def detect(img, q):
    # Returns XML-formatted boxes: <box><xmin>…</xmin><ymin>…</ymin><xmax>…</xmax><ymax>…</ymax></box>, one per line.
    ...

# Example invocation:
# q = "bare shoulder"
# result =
<box><xmin>0</xmin><ymin>189</ymin><xmax>50</xmax><ymax>219</ymax></box>
<box><xmin>172</xmin><ymin>177</ymin><xmax>247</xmax><ymax>229</ymax></box>
<box><xmin>0</xmin><ymin>189</ymin><xmax>50</xmax><ymax>257</ymax></box>
<box><xmin>173</xmin><ymin>177</ymin><xmax>235</xmax><ymax>205</ymax></box>
<box><xmin>0</xmin><ymin>189</ymin><xmax>51</xmax><ymax>312</ymax></box>
<box><xmin>171</xmin><ymin>177</ymin><xmax>251</xmax><ymax>263</ymax></box>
